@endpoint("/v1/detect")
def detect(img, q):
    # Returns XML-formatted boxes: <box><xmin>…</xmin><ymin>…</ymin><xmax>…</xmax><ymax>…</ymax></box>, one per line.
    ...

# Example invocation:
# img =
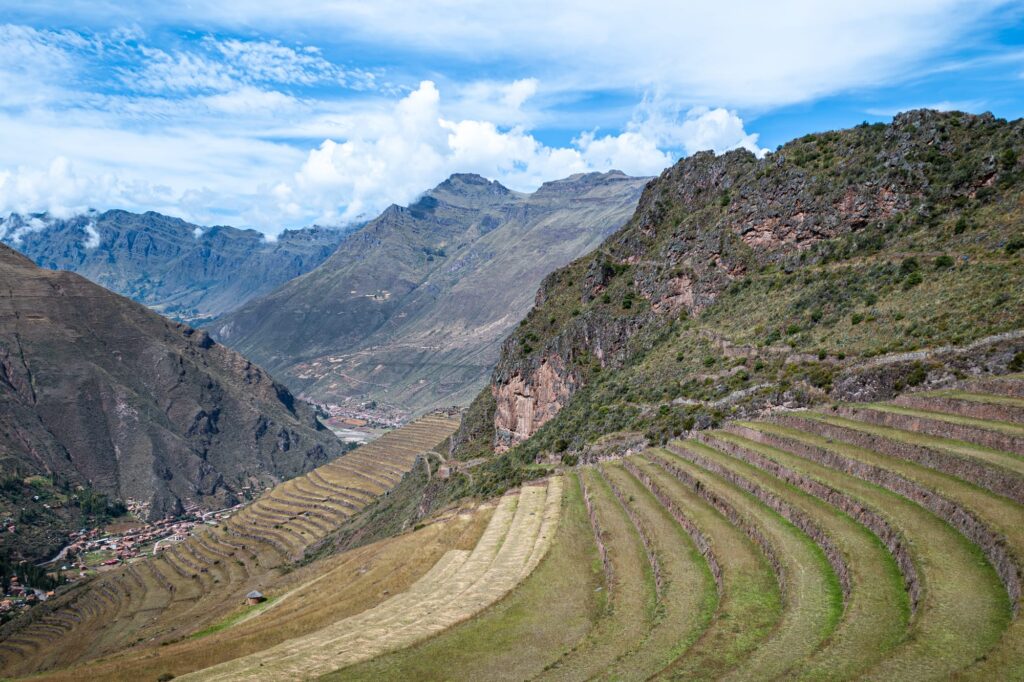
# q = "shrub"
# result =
<box><xmin>1001</xmin><ymin>147</ymin><xmax>1019</xmax><ymax>170</ymax></box>
<box><xmin>1009</xmin><ymin>351</ymin><xmax>1024</xmax><ymax>373</ymax></box>
<box><xmin>851</xmin><ymin>313</ymin><xmax>864</xmax><ymax>325</ymax></box>
<box><xmin>905</xmin><ymin>362</ymin><xmax>928</xmax><ymax>387</ymax></box>
<box><xmin>902</xmin><ymin>271</ymin><xmax>923</xmax><ymax>290</ymax></box>
<box><xmin>933</xmin><ymin>255</ymin><xmax>954</xmax><ymax>269</ymax></box>
<box><xmin>1006</xmin><ymin>239</ymin><xmax>1024</xmax><ymax>255</ymax></box>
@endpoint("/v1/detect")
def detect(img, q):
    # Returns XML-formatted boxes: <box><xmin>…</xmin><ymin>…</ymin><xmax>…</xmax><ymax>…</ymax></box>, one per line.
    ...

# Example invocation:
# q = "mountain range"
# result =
<box><xmin>0</xmin><ymin>210</ymin><xmax>348</xmax><ymax>324</ymax></box>
<box><xmin>210</xmin><ymin>171</ymin><xmax>648</xmax><ymax>414</ymax></box>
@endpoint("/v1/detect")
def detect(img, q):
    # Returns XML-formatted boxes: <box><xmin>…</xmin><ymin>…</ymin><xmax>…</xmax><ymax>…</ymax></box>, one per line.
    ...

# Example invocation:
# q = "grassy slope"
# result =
<box><xmin>333</xmin><ymin>472</ymin><xmax>601</xmax><ymax>681</ymax></box>
<box><xmin>673</xmin><ymin>438</ymin><xmax>909</xmax><ymax>679</ymax></box>
<box><xmin>30</xmin><ymin>501</ymin><xmax>491</xmax><ymax>682</ymax></box>
<box><xmin>634</xmin><ymin>455</ymin><xmax>781</xmax><ymax>679</ymax></box>
<box><xmin>599</xmin><ymin>461</ymin><xmax>717</xmax><ymax>679</ymax></box>
<box><xmin>716</xmin><ymin>429</ymin><xmax>1011</xmax><ymax>679</ymax></box>
<box><xmin>755</xmin><ymin>418</ymin><xmax>1024</xmax><ymax>678</ymax></box>
<box><xmin>658</xmin><ymin>445</ymin><xmax>843</xmax><ymax>680</ymax></box>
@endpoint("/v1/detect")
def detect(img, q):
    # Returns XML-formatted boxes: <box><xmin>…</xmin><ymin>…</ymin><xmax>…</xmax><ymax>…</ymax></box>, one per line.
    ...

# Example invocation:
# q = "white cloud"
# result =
<box><xmin>0</xmin><ymin>215</ymin><xmax>50</xmax><ymax>244</ymax></box>
<box><xmin>121</xmin><ymin>37</ymin><xmax>377</xmax><ymax>95</ymax></box>
<box><xmin>280</xmin><ymin>81</ymin><xmax>761</xmax><ymax>225</ymax></box>
<box><xmin>200</xmin><ymin>86</ymin><xmax>301</xmax><ymax>114</ymax></box>
<box><xmin>0</xmin><ymin>157</ymin><xmax>104</xmax><ymax>218</ymax></box>
<box><xmin>82</xmin><ymin>221</ymin><xmax>101</xmax><ymax>248</ymax></box>
<box><xmin>673</xmin><ymin>107</ymin><xmax>768</xmax><ymax>157</ymax></box>
<box><xmin>0</xmin><ymin>78</ymin><xmax>768</xmax><ymax>231</ymax></box>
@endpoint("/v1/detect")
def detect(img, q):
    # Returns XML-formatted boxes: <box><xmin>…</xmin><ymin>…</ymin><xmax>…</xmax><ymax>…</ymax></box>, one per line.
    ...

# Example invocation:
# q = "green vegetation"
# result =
<box><xmin>189</xmin><ymin>597</ymin><xmax>278</xmax><ymax>640</ymax></box>
<box><xmin>338</xmin><ymin>473</ymin><xmax>600</xmax><ymax>681</ymax></box>
<box><xmin>719</xmin><ymin>425</ymin><xmax>1011</xmax><ymax>679</ymax></box>
<box><xmin>658</xmin><ymin>445</ymin><xmax>843</xmax><ymax>680</ymax></box>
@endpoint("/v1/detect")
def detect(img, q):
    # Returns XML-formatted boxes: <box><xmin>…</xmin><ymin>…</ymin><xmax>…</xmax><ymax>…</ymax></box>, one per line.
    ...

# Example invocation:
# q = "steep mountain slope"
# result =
<box><xmin>1</xmin><ymin>210</ymin><xmax>348</xmax><ymax>324</ymax></box>
<box><xmin>211</xmin><ymin>171</ymin><xmax>647</xmax><ymax>413</ymax></box>
<box><xmin>451</xmin><ymin>110</ymin><xmax>1024</xmax><ymax>461</ymax></box>
<box><xmin>0</xmin><ymin>244</ymin><xmax>347</xmax><ymax>562</ymax></box>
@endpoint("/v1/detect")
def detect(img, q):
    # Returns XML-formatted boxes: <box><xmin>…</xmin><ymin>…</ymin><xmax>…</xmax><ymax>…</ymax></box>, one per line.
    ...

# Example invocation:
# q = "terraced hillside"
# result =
<box><xmin>340</xmin><ymin>374</ymin><xmax>1024</xmax><ymax>680</ymax></box>
<box><xmin>183</xmin><ymin>476</ymin><xmax>562</xmax><ymax>680</ymax></box>
<box><xmin>5</xmin><ymin>375</ymin><xmax>1022</xmax><ymax>679</ymax></box>
<box><xmin>0</xmin><ymin>413</ymin><xmax>460</xmax><ymax>679</ymax></box>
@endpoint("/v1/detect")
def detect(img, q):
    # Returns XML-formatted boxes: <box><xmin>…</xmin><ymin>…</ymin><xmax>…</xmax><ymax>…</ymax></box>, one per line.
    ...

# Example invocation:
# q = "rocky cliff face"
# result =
<box><xmin>472</xmin><ymin>110</ymin><xmax>1024</xmax><ymax>454</ymax></box>
<box><xmin>1</xmin><ymin>210</ymin><xmax>348</xmax><ymax>324</ymax></box>
<box><xmin>211</xmin><ymin>171</ymin><xmax>648</xmax><ymax>414</ymax></box>
<box><xmin>0</xmin><ymin>244</ymin><xmax>347</xmax><ymax>561</ymax></box>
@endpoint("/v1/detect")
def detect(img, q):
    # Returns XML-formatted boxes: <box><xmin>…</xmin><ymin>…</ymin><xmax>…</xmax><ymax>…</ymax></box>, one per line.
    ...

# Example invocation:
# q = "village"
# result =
<box><xmin>0</xmin><ymin>499</ymin><xmax>246</xmax><ymax>624</ymax></box>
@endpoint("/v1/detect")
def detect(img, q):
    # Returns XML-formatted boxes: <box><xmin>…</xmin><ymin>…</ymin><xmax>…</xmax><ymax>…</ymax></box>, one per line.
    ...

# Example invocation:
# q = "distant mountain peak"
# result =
<box><xmin>433</xmin><ymin>173</ymin><xmax>512</xmax><ymax>196</ymax></box>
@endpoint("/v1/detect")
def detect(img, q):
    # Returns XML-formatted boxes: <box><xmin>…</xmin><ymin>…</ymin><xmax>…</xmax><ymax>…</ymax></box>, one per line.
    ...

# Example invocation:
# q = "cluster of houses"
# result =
<box><xmin>322</xmin><ymin>401</ymin><xmax>407</xmax><ymax>429</ymax></box>
<box><xmin>0</xmin><ymin>577</ymin><xmax>54</xmax><ymax>620</ymax></box>
<box><xmin>49</xmin><ymin>503</ymin><xmax>246</xmax><ymax>577</ymax></box>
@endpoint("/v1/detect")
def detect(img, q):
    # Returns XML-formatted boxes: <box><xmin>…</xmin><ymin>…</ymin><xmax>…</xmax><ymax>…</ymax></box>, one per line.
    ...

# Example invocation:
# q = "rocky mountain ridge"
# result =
<box><xmin>1</xmin><ymin>210</ymin><xmax>348</xmax><ymax>324</ymax></box>
<box><xmin>452</xmin><ymin>110</ymin><xmax>1024</xmax><ymax>460</ymax></box>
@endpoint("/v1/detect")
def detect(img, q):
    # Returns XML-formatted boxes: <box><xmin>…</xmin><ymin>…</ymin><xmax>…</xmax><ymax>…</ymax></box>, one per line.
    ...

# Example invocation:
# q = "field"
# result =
<box><xmin>4</xmin><ymin>375</ymin><xmax>1024</xmax><ymax>679</ymax></box>
<box><xmin>335</xmin><ymin>372</ymin><xmax>1024</xmax><ymax>679</ymax></box>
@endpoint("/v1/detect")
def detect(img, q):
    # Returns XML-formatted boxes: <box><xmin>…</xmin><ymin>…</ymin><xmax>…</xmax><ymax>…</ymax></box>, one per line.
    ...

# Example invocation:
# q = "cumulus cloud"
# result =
<box><xmin>0</xmin><ymin>215</ymin><xmax>50</xmax><ymax>244</ymax></box>
<box><xmin>0</xmin><ymin>157</ymin><xmax>102</xmax><ymax>218</ymax></box>
<box><xmin>277</xmin><ymin>81</ymin><xmax>763</xmax><ymax>225</ymax></box>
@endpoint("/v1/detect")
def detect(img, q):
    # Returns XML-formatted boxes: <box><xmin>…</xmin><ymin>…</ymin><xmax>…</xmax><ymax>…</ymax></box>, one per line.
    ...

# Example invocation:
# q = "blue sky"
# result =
<box><xmin>1</xmin><ymin>1</ymin><xmax>1023</xmax><ymax>234</ymax></box>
